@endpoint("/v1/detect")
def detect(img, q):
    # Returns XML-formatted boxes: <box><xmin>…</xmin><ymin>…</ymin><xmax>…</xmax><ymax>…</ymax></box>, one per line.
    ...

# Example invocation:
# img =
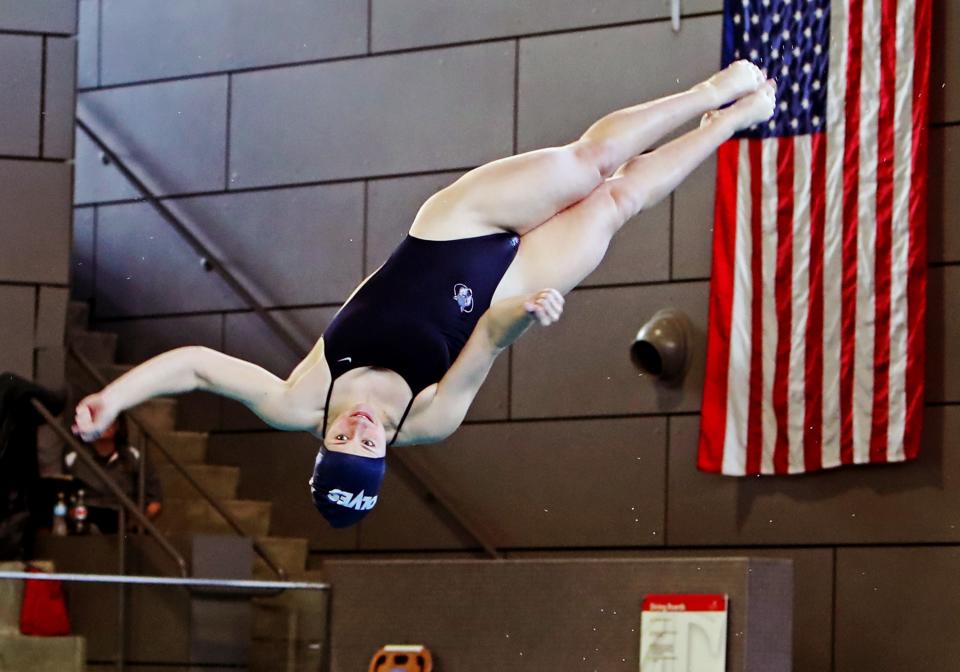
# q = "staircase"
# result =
<box><xmin>62</xmin><ymin>301</ymin><xmax>327</xmax><ymax>671</ymax></box>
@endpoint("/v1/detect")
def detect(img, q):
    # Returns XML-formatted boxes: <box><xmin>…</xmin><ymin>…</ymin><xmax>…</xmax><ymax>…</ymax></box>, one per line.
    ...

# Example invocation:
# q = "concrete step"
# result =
<box><xmin>147</xmin><ymin>431</ymin><xmax>207</xmax><ymax>465</ymax></box>
<box><xmin>157</xmin><ymin>464</ymin><xmax>240</xmax><ymax>500</ymax></box>
<box><xmin>66</xmin><ymin>301</ymin><xmax>89</xmax><ymax>331</ymax></box>
<box><xmin>98</xmin><ymin>362</ymin><xmax>133</xmax><ymax>382</ymax></box>
<box><xmin>251</xmin><ymin>570</ymin><xmax>328</xmax><ymax>615</ymax></box>
<box><xmin>0</xmin><ymin>562</ymin><xmax>24</xmax><ymax>635</ymax></box>
<box><xmin>253</xmin><ymin>537</ymin><xmax>309</xmax><ymax>580</ymax></box>
<box><xmin>249</xmin><ymin>636</ymin><xmax>326</xmax><ymax>672</ymax></box>
<box><xmin>66</xmin><ymin>330</ymin><xmax>117</xmax><ymax>365</ymax></box>
<box><xmin>128</xmin><ymin>398</ymin><xmax>177</xmax><ymax>433</ymax></box>
<box><xmin>0</xmin><ymin>634</ymin><xmax>86</xmax><ymax>672</ymax></box>
<box><xmin>156</xmin><ymin>498</ymin><xmax>272</xmax><ymax>537</ymax></box>
<box><xmin>250</xmin><ymin>574</ymin><xmax>329</xmax><ymax>672</ymax></box>
<box><xmin>34</xmin><ymin>346</ymin><xmax>66</xmax><ymax>398</ymax></box>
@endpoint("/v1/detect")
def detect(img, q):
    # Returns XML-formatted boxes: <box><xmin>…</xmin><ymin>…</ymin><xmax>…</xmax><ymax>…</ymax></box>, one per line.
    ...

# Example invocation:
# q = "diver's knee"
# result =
<box><xmin>604</xmin><ymin>178</ymin><xmax>647</xmax><ymax>226</ymax></box>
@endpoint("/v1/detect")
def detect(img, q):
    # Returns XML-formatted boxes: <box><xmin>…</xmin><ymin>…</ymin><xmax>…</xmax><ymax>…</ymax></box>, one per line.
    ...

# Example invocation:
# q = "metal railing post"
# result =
<box><xmin>116</xmin><ymin>507</ymin><xmax>126</xmax><ymax>672</ymax></box>
<box><xmin>137</xmin><ymin>434</ymin><xmax>146</xmax><ymax>534</ymax></box>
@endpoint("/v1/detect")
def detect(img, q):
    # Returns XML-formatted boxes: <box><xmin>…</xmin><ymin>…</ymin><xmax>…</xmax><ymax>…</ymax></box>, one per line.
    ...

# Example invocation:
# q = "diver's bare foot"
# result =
<box><xmin>702</xmin><ymin>79</ymin><xmax>777</xmax><ymax>131</ymax></box>
<box><xmin>696</xmin><ymin>60</ymin><xmax>766</xmax><ymax>107</ymax></box>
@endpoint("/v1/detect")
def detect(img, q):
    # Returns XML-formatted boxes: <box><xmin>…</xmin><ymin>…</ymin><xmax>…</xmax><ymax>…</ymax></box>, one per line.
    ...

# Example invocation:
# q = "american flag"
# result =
<box><xmin>698</xmin><ymin>0</ymin><xmax>931</xmax><ymax>476</ymax></box>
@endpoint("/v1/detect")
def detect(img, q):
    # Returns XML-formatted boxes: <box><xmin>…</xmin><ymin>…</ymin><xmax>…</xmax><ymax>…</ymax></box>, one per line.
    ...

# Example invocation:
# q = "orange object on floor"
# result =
<box><xmin>368</xmin><ymin>644</ymin><xmax>433</xmax><ymax>672</ymax></box>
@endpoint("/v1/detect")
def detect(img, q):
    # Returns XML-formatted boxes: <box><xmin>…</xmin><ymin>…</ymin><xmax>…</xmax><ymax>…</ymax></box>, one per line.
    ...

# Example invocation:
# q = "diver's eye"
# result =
<box><xmin>335</xmin><ymin>434</ymin><xmax>348</xmax><ymax>441</ymax></box>
<box><xmin>362</xmin><ymin>440</ymin><xmax>375</xmax><ymax>448</ymax></box>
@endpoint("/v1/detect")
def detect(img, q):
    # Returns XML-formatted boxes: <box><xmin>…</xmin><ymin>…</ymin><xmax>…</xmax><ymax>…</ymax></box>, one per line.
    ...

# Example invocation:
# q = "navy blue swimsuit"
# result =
<box><xmin>321</xmin><ymin>232</ymin><xmax>521</xmax><ymax>444</ymax></box>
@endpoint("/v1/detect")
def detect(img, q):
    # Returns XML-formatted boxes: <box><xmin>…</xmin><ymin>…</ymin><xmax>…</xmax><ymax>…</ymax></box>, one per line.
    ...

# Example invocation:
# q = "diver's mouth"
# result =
<box><xmin>351</xmin><ymin>411</ymin><xmax>374</xmax><ymax>423</ymax></box>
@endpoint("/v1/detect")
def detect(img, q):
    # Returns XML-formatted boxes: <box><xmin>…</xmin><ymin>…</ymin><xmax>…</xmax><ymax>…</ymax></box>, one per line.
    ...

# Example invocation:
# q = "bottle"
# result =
<box><xmin>68</xmin><ymin>493</ymin><xmax>77</xmax><ymax>533</ymax></box>
<box><xmin>52</xmin><ymin>492</ymin><xmax>68</xmax><ymax>537</ymax></box>
<box><xmin>73</xmin><ymin>489</ymin><xmax>89</xmax><ymax>535</ymax></box>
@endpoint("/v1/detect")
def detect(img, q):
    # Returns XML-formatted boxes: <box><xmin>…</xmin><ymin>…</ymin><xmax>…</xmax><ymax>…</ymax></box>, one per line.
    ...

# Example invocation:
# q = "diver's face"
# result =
<box><xmin>324</xmin><ymin>404</ymin><xmax>387</xmax><ymax>458</ymax></box>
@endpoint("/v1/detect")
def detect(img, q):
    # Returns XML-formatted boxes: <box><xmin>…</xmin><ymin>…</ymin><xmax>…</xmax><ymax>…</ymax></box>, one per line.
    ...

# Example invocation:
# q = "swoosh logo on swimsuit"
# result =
<box><xmin>337</xmin><ymin>357</ymin><xmax>352</xmax><ymax>363</ymax></box>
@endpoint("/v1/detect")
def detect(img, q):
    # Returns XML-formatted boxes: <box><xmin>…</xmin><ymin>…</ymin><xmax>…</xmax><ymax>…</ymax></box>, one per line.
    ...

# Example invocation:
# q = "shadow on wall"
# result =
<box><xmin>733</xmin><ymin>409</ymin><xmax>945</xmax><ymax>533</ymax></box>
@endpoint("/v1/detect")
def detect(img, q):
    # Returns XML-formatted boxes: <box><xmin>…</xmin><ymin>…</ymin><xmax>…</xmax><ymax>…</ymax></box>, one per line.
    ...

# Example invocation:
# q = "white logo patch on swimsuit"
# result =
<box><xmin>453</xmin><ymin>283</ymin><xmax>474</xmax><ymax>313</ymax></box>
<box><xmin>327</xmin><ymin>488</ymin><xmax>378</xmax><ymax>510</ymax></box>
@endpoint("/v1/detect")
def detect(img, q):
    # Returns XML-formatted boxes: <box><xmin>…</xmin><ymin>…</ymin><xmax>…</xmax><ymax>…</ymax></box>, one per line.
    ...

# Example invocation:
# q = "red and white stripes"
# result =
<box><xmin>699</xmin><ymin>0</ymin><xmax>929</xmax><ymax>476</ymax></box>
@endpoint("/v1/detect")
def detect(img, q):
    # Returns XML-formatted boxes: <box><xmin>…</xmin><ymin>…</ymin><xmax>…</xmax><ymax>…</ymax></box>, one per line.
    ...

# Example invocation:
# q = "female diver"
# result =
<box><xmin>74</xmin><ymin>62</ymin><xmax>776</xmax><ymax>527</ymax></box>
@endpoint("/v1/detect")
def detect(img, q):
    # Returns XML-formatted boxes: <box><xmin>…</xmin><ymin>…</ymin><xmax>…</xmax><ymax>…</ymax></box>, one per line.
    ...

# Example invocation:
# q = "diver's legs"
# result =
<box><xmin>492</xmin><ymin>81</ymin><xmax>776</xmax><ymax>299</ymax></box>
<box><xmin>411</xmin><ymin>60</ymin><xmax>766</xmax><ymax>240</ymax></box>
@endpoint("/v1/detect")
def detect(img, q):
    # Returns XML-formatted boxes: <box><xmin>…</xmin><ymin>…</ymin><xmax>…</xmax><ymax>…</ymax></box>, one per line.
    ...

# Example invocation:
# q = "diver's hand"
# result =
<box><xmin>524</xmin><ymin>288</ymin><xmax>564</xmax><ymax>327</ymax></box>
<box><xmin>72</xmin><ymin>392</ymin><xmax>118</xmax><ymax>441</ymax></box>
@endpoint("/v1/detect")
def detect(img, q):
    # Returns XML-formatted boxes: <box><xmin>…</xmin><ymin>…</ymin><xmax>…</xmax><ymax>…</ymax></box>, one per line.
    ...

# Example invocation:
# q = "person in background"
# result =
<box><xmin>0</xmin><ymin>372</ymin><xmax>64</xmax><ymax>558</ymax></box>
<box><xmin>63</xmin><ymin>413</ymin><xmax>162</xmax><ymax>533</ymax></box>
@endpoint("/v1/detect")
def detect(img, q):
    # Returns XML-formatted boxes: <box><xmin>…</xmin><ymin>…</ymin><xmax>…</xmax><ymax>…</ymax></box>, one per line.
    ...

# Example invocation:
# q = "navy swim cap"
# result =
<box><xmin>309</xmin><ymin>446</ymin><xmax>386</xmax><ymax>528</ymax></box>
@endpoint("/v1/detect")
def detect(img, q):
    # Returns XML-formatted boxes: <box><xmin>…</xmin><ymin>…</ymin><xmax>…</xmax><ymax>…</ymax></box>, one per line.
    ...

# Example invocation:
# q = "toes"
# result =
<box><xmin>735</xmin><ymin>59</ymin><xmax>765</xmax><ymax>87</ymax></box>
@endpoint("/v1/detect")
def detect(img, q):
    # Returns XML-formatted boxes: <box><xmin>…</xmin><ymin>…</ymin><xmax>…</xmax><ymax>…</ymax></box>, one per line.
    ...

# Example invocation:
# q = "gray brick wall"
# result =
<box><xmin>0</xmin><ymin>3</ymin><xmax>76</xmax><ymax>384</ymax></box>
<box><xmin>72</xmin><ymin>2</ymin><xmax>960</xmax><ymax>670</ymax></box>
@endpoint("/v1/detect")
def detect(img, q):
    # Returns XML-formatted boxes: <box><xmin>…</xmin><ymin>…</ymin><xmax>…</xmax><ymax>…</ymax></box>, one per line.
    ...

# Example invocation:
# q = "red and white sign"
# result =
<box><xmin>640</xmin><ymin>594</ymin><xmax>728</xmax><ymax>671</ymax></box>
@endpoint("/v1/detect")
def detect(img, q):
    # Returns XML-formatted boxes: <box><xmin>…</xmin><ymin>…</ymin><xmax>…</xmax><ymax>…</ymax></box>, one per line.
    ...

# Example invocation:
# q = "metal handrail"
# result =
<box><xmin>0</xmin><ymin>570</ymin><xmax>328</xmax><ymax>591</ymax></box>
<box><xmin>76</xmin><ymin>110</ymin><xmax>501</xmax><ymax>558</ymax></box>
<box><xmin>76</xmin><ymin>114</ymin><xmax>308</xmax><ymax>358</ymax></box>
<box><xmin>31</xmin><ymin>399</ymin><xmax>189</xmax><ymax>578</ymax></box>
<box><xmin>67</xmin><ymin>344</ymin><xmax>289</xmax><ymax>580</ymax></box>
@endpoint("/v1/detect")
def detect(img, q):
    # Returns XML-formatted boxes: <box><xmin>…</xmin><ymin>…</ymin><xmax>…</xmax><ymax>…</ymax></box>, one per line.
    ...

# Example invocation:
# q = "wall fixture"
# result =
<box><xmin>630</xmin><ymin>308</ymin><xmax>691</xmax><ymax>383</ymax></box>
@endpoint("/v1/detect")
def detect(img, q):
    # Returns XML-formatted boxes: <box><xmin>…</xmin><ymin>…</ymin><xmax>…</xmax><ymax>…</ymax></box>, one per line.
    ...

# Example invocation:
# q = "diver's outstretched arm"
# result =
<box><xmin>73</xmin><ymin>346</ymin><xmax>322</xmax><ymax>440</ymax></box>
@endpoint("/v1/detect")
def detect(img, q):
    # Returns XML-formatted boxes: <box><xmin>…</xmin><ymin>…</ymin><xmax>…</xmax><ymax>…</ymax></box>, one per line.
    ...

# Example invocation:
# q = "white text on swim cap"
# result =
<box><xmin>327</xmin><ymin>488</ymin><xmax>378</xmax><ymax>510</ymax></box>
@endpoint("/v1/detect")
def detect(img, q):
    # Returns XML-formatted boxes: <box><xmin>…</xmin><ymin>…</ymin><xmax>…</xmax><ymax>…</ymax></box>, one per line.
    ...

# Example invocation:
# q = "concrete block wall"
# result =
<box><xmin>0</xmin><ymin>1</ymin><xmax>76</xmax><ymax>386</ymax></box>
<box><xmin>72</xmin><ymin>2</ymin><xmax>960</xmax><ymax>670</ymax></box>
